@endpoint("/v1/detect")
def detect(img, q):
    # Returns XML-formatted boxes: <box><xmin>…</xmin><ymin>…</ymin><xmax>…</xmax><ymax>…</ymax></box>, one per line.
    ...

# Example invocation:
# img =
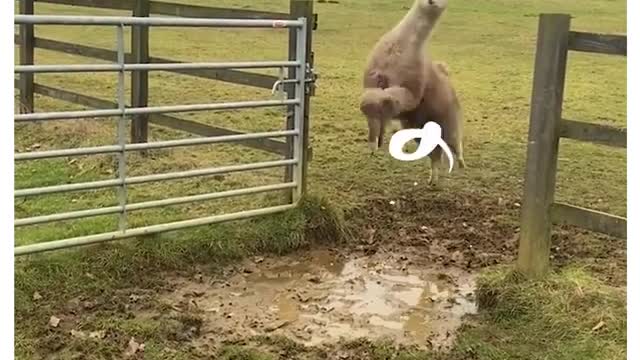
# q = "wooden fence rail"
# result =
<box><xmin>517</xmin><ymin>13</ymin><xmax>627</xmax><ymax>277</ymax></box>
<box><xmin>16</xmin><ymin>0</ymin><xmax>316</xmax><ymax>201</ymax></box>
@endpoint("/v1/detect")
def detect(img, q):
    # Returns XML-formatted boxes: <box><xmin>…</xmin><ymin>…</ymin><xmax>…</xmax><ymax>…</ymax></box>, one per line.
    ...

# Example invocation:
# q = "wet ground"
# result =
<box><xmin>158</xmin><ymin>248</ymin><xmax>478</xmax><ymax>351</ymax></box>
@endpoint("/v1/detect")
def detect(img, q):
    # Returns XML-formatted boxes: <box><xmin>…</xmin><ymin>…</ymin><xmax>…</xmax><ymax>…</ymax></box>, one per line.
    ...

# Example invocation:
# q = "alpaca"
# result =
<box><xmin>396</xmin><ymin>61</ymin><xmax>465</xmax><ymax>186</ymax></box>
<box><xmin>359</xmin><ymin>0</ymin><xmax>448</xmax><ymax>152</ymax></box>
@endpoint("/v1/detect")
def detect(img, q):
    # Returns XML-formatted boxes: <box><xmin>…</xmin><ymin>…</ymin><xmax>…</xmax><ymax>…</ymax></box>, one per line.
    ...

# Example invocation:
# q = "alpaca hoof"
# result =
<box><xmin>457</xmin><ymin>158</ymin><xmax>466</xmax><ymax>169</ymax></box>
<box><xmin>428</xmin><ymin>175</ymin><xmax>440</xmax><ymax>187</ymax></box>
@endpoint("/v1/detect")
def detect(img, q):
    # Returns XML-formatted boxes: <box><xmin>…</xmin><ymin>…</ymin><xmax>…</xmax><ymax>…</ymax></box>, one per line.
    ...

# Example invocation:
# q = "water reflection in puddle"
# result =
<box><xmin>163</xmin><ymin>249</ymin><xmax>478</xmax><ymax>349</ymax></box>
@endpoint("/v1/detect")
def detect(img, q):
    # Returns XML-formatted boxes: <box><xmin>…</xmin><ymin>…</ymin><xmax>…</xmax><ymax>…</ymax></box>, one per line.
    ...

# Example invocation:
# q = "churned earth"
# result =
<box><xmin>157</xmin><ymin>248</ymin><xmax>477</xmax><ymax>352</ymax></box>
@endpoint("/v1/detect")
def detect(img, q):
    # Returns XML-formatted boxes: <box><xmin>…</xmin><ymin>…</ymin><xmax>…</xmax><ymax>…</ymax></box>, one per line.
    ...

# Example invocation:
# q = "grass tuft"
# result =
<box><xmin>462</xmin><ymin>266</ymin><xmax>627</xmax><ymax>360</ymax></box>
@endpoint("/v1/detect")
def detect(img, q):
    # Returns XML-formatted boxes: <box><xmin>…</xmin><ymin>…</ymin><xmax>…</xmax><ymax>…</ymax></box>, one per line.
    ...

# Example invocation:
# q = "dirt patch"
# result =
<box><xmin>346</xmin><ymin>190</ymin><xmax>521</xmax><ymax>270</ymax></box>
<box><xmin>344</xmin><ymin>189</ymin><xmax>625</xmax><ymax>284</ymax></box>
<box><xmin>156</xmin><ymin>248</ymin><xmax>477</xmax><ymax>352</ymax></box>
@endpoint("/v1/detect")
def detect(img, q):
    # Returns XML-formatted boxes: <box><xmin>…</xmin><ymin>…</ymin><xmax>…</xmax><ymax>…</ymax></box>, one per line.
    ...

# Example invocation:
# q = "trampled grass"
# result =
<box><xmin>14</xmin><ymin>0</ymin><xmax>626</xmax><ymax>359</ymax></box>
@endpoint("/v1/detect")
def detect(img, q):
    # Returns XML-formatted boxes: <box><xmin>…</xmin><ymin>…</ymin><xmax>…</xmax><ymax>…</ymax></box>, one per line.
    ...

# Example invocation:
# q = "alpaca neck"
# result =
<box><xmin>393</xmin><ymin>3</ymin><xmax>439</xmax><ymax>50</ymax></box>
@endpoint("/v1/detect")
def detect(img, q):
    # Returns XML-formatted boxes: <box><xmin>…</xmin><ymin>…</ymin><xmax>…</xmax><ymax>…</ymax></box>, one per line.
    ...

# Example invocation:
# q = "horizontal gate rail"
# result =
<box><xmin>15</xmin><ymin>130</ymin><xmax>297</xmax><ymax>161</ymax></box>
<box><xmin>13</xmin><ymin>36</ymin><xmax>280</xmax><ymax>89</ymax></box>
<box><xmin>16</xmin><ymin>182</ymin><xmax>297</xmax><ymax>227</ymax></box>
<box><xmin>14</xmin><ymin>204</ymin><xmax>297</xmax><ymax>256</ymax></box>
<box><xmin>14</xmin><ymin>15</ymin><xmax>303</xmax><ymax>27</ymax></box>
<box><xmin>15</xmin><ymin>98</ymin><xmax>299</xmax><ymax>122</ymax></box>
<box><xmin>12</xmin><ymin>79</ymin><xmax>289</xmax><ymax>155</ymax></box>
<box><xmin>14</xmin><ymin>13</ymin><xmax>310</xmax><ymax>256</ymax></box>
<box><xmin>16</xmin><ymin>159</ymin><xmax>298</xmax><ymax>197</ymax></box>
<box><xmin>15</xmin><ymin>61</ymin><xmax>300</xmax><ymax>74</ymax></box>
<box><xmin>35</xmin><ymin>0</ymin><xmax>291</xmax><ymax>20</ymax></box>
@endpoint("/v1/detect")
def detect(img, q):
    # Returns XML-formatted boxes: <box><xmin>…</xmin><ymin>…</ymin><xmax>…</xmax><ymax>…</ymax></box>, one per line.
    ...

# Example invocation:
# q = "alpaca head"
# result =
<box><xmin>415</xmin><ymin>0</ymin><xmax>448</xmax><ymax>18</ymax></box>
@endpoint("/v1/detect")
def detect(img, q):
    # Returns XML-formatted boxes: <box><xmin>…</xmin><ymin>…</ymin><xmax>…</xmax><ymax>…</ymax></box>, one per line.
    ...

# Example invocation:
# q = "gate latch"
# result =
<box><xmin>270</xmin><ymin>66</ymin><xmax>318</xmax><ymax>97</ymax></box>
<box><xmin>305</xmin><ymin>63</ymin><xmax>318</xmax><ymax>96</ymax></box>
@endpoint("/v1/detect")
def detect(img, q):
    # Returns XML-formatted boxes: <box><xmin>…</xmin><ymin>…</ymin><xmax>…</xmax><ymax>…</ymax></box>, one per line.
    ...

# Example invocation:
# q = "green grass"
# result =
<box><xmin>14</xmin><ymin>0</ymin><xmax>626</xmax><ymax>359</ymax></box>
<box><xmin>462</xmin><ymin>266</ymin><xmax>626</xmax><ymax>360</ymax></box>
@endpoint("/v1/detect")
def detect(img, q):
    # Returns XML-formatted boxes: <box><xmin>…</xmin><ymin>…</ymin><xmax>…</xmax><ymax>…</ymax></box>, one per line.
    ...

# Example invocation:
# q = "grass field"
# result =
<box><xmin>14</xmin><ymin>0</ymin><xmax>627</xmax><ymax>359</ymax></box>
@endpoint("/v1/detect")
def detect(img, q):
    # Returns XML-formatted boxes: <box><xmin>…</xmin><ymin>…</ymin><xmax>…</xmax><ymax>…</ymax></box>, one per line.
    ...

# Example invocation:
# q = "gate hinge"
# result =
<box><xmin>313</xmin><ymin>14</ymin><xmax>318</xmax><ymax>30</ymax></box>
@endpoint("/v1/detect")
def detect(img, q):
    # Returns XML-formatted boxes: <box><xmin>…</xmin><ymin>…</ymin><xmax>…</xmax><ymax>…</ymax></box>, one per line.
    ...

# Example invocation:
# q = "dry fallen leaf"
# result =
<box><xmin>124</xmin><ymin>337</ymin><xmax>144</xmax><ymax>358</ymax></box>
<box><xmin>592</xmin><ymin>320</ymin><xmax>605</xmax><ymax>332</ymax></box>
<box><xmin>33</xmin><ymin>292</ymin><xmax>42</xmax><ymax>301</ymax></box>
<box><xmin>70</xmin><ymin>330</ymin><xmax>87</xmax><ymax>338</ymax></box>
<box><xmin>48</xmin><ymin>316</ymin><xmax>61</xmax><ymax>328</ymax></box>
<box><xmin>89</xmin><ymin>330</ymin><xmax>106</xmax><ymax>339</ymax></box>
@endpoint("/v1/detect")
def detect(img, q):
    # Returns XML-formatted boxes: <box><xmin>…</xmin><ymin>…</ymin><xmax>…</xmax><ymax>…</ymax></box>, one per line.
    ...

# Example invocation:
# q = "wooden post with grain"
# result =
<box><xmin>19</xmin><ymin>0</ymin><xmax>35</xmax><ymax>114</ymax></box>
<box><xmin>517</xmin><ymin>14</ymin><xmax>571</xmax><ymax>277</ymax></box>
<box><xmin>130</xmin><ymin>0</ymin><xmax>150</xmax><ymax>144</ymax></box>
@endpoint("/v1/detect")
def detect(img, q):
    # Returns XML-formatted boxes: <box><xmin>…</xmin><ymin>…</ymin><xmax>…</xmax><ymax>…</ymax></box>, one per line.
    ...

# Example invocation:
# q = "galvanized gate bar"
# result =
<box><xmin>15</xmin><ymin>182</ymin><xmax>297</xmax><ymax>227</ymax></box>
<box><xmin>14</xmin><ymin>204</ymin><xmax>298</xmax><ymax>256</ymax></box>
<box><xmin>15</xmin><ymin>130</ymin><xmax>298</xmax><ymax>161</ymax></box>
<box><xmin>14</xmin><ymin>15</ymin><xmax>310</xmax><ymax>256</ymax></box>
<box><xmin>115</xmin><ymin>24</ymin><xmax>127</xmax><ymax>232</ymax></box>
<box><xmin>14</xmin><ymin>15</ymin><xmax>303</xmax><ymax>28</ymax></box>
<box><xmin>15</xmin><ymin>61</ymin><xmax>300</xmax><ymax>73</ymax></box>
<box><xmin>292</xmin><ymin>18</ymin><xmax>308</xmax><ymax>201</ymax></box>
<box><xmin>16</xmin><ymin>159</ymin><xmax>298</xmax><ymax>197</ymax></box>
<box><xmin>15</xmin><ymin>99</ymin><xmax>299</xmax><ymax>122</ymax></box>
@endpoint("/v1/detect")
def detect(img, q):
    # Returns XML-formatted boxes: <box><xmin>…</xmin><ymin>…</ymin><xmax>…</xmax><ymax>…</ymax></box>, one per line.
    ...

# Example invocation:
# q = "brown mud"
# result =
<box><xmin>159</xmin><ymin>249</ymin><xmax>477</xmax><ymax>351</ymax></box>
<box><xmin>25</xmin><ymin>190</ymin><xmax>625</xmax><ymax>357</ymax></box>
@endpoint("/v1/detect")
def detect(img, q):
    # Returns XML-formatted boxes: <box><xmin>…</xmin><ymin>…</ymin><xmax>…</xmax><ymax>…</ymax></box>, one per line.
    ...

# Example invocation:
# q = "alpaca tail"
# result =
<box><xmin>434</xmin><ymin>61</ymin><xmax>449</xmax><ymax>76</ymax></box>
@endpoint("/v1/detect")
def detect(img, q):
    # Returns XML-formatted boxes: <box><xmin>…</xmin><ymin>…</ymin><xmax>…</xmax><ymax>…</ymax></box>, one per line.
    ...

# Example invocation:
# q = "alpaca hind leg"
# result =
<box><xmin>428</xmin><ymin>147</ymin><xmax>443</xmax><ymax>188</ymax></box>
<box><xmin>441</xmin><ymin>110</ymin><xmax>466</xmax><ymax>169</ymax></box>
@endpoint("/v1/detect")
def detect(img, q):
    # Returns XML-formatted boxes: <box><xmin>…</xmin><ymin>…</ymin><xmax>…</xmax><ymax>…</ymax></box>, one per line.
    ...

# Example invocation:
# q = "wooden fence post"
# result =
<box><xmin>285</xmin><ymin>0</ymin><xmax>314</xmax><ymax>202</ymax></box>
<box><xmin>19</xmin><ymin>0</ymin><xmax>35</xmax><ymax>114</ymax></box>
<box><xmin>517</xmin><ymin>14</ymin><xmax>571</xmax><ymax>277</ymax></box>
<box><xmin>131</xmin><ymin>0</ymin><xmax>150</xmax><ymax>144</ymax></box>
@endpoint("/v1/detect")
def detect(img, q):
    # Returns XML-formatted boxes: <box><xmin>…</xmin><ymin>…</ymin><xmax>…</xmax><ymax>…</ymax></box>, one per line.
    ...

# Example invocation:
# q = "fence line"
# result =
<box><xmin>14</xmin><ymin>13</ymin><xmax>311</xmax><ymax>256</ymax></box>
<box><xmin>517</xmin><ymin>14</ymin><xmax>627</xmax><ymax>277</ymax></box>
<box><xmin>16</xmin><ymin>0</ymin><xmax>317</xmax><ymax>203</ymax></box>
<box><xmin>14</xmin><ymin>79</ymin><xmax>289</xmax><ymax>154</ymax></box>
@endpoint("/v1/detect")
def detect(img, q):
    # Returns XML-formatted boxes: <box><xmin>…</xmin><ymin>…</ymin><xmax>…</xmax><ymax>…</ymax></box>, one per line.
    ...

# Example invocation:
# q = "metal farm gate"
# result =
<box><xmin>14</xmin><ymin>14</ymin><xmax>314</xmax><ymax>256</ymax></box>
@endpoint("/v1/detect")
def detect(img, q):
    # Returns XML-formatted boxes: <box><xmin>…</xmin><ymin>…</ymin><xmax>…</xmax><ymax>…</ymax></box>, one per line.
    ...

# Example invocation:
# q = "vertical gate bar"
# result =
<box><xmin>116</xmin><ymin>24</ymin><xmax>129</xmax><ymax>232</ymax></box>
<box><xmin>293</xmin><ymin>18</ymin><xmax>308</xmax><ymax>202</ymax></box>
<box><xmin>284</xmin><ymin>1</ymin><xmax>298</xmax><ymax>204</ymax></box>
<box><xmin>299</xmin><ymin>1</ymin><xmax>314</xmax><ymax>199</ymax></box>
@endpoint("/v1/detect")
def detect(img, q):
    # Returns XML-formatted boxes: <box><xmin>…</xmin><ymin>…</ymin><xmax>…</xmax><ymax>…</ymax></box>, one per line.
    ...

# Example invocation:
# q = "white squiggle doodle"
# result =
<box><xmin>388</xmin><ymin>122</ymin><xmax>454</xmax><ymax>173</ymax></box>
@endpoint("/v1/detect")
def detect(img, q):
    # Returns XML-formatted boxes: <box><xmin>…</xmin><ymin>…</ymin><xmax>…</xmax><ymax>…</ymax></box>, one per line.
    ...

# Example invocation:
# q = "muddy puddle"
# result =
<box><xmin>159</xmin><ymin>249</ymin><xmax>477</xmax><ymax>350</ymax></box>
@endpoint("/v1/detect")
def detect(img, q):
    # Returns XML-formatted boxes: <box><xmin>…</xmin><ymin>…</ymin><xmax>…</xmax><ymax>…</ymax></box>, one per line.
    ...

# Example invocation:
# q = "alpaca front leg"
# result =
<box><xmin>368</xmin><ymin>118</ymin><xmax>379</xmax><ymax>152</ymax></box>
<box><xmin>367</xmin><ymin>117</ymin><xmax>387</xmax><ymax>153</ymax></box>
<box><xmin>383</xmin><ymin>86</ymin><xmax>422</xmax><ymax>114</ymax></box>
